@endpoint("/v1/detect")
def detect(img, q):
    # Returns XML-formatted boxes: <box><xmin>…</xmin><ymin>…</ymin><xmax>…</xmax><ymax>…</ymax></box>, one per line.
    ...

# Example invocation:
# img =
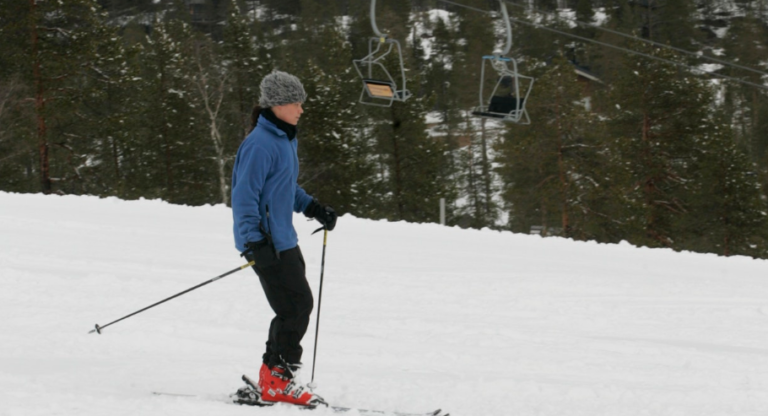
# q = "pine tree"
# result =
<box><xmin>607</xmin><ymin>43</ymin><xmax>718</xmax><ymax>248</ymax></box>
<box><xmin>128</xmin><ymin>20</ymin><xmax>212</xmax><ymax>204</ymax></box>
<box><xmin>628</xmin><ymin>0</ymin><xmax>700</xmax><ymax>47</ymax></box>
<box><xmin>496</xmin><ymin>55</ymin><xmax>624</xmax><ymax>239</ymax></box>
<box><xmin>0</xmin><ymin>0</ymin><xmax>36</xmax><ymax>192</ymax></box>
<box><xmin>187</xmin><ymin>33</ymin><xmax>232</xmax><ymax>204</ymax></box>
<box><xmin>73</xmin><ymin>39</ymin><xmax>139</xmax><ymax>197</ymax></box>
<box><xmin>592</xmin><ymin>0</ymin><xmax>642</xmax><ymax>87</ymax></box>
<box><xmin>450</xmin><ymin>0</ymin><xmax>502</xmax><ymax>228</ymax></box>
<box><xmin>424</xmin><ymin>11</ymin><xmax>460</xmax><ymax>121</ymax></box>
<box><xmin>340</xmin><ymin>0</ymin><xmax>457</xmax><ymax>223</ymax></box>
<box><xmin>719</xmin><ymin>5</ymin><xmax>768</xmax><ymax>192</ymax></box>
<box><xmin>289</xmin><ymin>21</ymin><xmax>377</xmax><ymax>217</ymax></box>
<box><xmin>371</xmin><ymin>94</ymin><xmax>454</xmax><ymax>224</ymax></box>
<box><xmin>0</xmin><ymin>0</ymin><xmax>134</xmax><ymax>195</ymax></box>
<box><xmin>682</xmin><ymin>120</ymin><xmax>768</xmax><ymax>257</ymax></box>
<box><xmin>570</xmin><ymin>0</ymin><xmax>596</xmax><ymax>67</ymax></box>
<box><xmin>221</xmin><ymin>4</ymin><xmax>271</xmax><ymax>138</ymax></box>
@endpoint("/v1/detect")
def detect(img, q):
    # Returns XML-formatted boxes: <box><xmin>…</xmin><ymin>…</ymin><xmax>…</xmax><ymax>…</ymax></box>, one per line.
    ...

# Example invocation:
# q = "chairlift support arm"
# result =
<box><xmin>499</xmin><ymin>0</ymin><xmax>512</xmax><ymax>56</ymax></box>
<box><xmin>370</xmin><ymin>0</ymin><xmax>386</xmax><ymax>39</ymax></box>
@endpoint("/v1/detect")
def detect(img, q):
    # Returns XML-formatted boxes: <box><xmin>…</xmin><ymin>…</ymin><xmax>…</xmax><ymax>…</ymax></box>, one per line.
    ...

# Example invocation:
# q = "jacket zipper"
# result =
<box><xmin>265</xmin><ymin>204</ymin><xmax>280</xmax><ymax>260</ymax></box>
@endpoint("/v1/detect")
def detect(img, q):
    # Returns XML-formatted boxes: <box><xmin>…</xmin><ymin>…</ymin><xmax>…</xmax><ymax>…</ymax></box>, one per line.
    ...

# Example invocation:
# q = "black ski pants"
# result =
<box><xmin>249</xmin><ymin>245</ymin><xmax>313</xmax><ymax>365</ymax></box>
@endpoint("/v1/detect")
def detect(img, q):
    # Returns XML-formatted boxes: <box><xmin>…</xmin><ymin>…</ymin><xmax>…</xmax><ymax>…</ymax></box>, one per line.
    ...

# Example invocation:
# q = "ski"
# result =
<box><xmin>152</xmin><ymin>374</ymin><xmax>449</xmax><ymax>416</ymax></box>
<box><xmin>328</xmin><ymin>407</ymin><xmax>445</xmax><ymax>416</ymax></box>
<box><xmin>238</xmin><ymin>374</ymin><xmax>449</xmax><ymax>416</ymax></box>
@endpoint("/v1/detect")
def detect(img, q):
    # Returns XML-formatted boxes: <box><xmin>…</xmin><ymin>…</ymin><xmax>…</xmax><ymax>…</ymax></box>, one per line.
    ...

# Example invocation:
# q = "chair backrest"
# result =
<box><xmin>489</xmin><ymin>96</ymin><xmax>524</xmax><ymax>114</ymax></box>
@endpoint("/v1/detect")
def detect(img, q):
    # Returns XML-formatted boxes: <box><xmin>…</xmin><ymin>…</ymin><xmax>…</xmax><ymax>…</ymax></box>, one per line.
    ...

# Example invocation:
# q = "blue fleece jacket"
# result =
<box><xmin>231</xmin><ymin>114</ymin><xmax>313</xmax><ymax>253</ymax></box>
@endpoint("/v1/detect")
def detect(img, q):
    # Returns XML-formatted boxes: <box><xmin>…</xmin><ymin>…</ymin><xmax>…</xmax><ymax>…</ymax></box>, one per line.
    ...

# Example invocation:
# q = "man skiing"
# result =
<box><xmin>231</xmin><ymin>70</ymin><xmax>337</xmax><ymax>407</ymax></box>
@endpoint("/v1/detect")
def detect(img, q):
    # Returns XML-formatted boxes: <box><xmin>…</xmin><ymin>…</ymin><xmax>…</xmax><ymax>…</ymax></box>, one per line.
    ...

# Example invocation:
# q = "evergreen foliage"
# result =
<box><xmin>607</xmin><ymin>43</ymin><xmax>713</xmax><ymax>248</ymax></box>
<box><xmin>2</xmin><ymin>0</ymin><xmax>768</xmax><ymax>258</ymax></box>
<box><xmin>0</xmin><ymin>0</ymin><xmax>133</xmax><ymax>195</ymax></box>
<box><xmin>497</xmin><ymin>55</ymin><xmax>623</xmax><ymax>239</ymax></box>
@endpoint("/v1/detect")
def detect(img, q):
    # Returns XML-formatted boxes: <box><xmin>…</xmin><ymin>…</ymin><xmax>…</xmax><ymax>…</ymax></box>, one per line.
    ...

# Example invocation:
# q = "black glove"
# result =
<box><xmin>242</xmin><ymin>239</ymin><xmax>280</xmax><ymax>269</ymax></box>
<box><xmin>304</xmin><ymin>198</ymin><xmax>337</xmax><ymax>231</ymax></box>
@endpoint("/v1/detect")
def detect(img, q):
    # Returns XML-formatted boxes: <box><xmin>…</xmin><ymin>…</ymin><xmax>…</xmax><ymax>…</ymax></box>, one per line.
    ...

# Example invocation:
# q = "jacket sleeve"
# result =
<box><xmin>232</xmin><ymin>142</ymin><xmax>272</xmax><ymax>244</ymax></box>
<box><xmin>294</xmin><ymin>184</ymin><xmax>313</xmax><ymax>214</ymax></box>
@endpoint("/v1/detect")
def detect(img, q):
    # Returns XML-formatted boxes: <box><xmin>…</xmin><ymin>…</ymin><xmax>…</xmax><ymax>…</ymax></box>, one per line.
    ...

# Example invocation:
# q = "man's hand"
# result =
<box><xmin>242</xmin><ymin>239</ymin><xmax>280</xmax><ymax>269</ymax></box>
<box><xmin>304</xmin><ymin>199</ymin><xmax>337</xmax><ymax>231</ymax></box>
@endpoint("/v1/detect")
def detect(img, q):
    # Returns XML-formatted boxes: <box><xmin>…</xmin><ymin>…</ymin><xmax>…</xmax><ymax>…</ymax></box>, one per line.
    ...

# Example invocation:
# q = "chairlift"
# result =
<box><xmin>353</xmin><ymin>0</ymin><xmax>412</xmax><ymax>107</ymax></box>
<box><xmin>471</xmin><ymin>0</ymin><xmax>533</xmax><ymax>124</ymax></box>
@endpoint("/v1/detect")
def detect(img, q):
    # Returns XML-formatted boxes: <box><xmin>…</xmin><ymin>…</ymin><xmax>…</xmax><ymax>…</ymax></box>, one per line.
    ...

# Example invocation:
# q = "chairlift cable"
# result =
<box><xmin>436</xmin><ymin>0</ymin><xmax>768</xmax><ymax>92</ymax></box>
<box><xmin>502</xmin><ymin>0</ymin><xmax>768</xmax><ymax>80</ymax></box>
<box><xmin>504</xmin><ymin>14</ymin><xmax>768</xmax><ymax>92</ymax></box>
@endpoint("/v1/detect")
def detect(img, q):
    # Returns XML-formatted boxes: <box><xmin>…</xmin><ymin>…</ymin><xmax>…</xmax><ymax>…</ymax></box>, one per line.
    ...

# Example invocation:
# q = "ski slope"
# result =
<box><xmin>2</xmin><ymin>192</ymin><xmax>768</xmax><ymax>416</ymax></box>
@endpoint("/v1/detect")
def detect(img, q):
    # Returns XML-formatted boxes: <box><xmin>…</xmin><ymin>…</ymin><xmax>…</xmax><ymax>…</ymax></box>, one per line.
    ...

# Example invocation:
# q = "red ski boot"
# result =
<box><xmin>260</xmin><ymin>362</ymin><xmax>327</xmax><ymax>407</ymax></box>
<box><xmin>258</xmin><ymin>362</ymin><xmax>271</xmax><ymax>390</ymax></box>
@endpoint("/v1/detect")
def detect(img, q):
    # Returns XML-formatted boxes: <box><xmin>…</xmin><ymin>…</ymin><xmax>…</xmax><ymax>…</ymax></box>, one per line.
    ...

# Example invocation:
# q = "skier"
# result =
<box><xmin>231</xmin><ymin>70</ymin><xmax>337</xmax><ymax>407</ymax></box>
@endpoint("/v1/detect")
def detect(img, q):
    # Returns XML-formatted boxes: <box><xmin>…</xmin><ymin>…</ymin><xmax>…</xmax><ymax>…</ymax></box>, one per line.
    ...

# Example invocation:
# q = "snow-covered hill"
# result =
<box><xmin>2</xmin><ymin>192</ymin><xmax>768</xmax><ymax>416</ymax></box>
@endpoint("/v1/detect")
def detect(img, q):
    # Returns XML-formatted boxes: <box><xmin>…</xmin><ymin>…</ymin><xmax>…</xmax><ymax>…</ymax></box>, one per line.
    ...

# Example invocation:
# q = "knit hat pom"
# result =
<box><xmin>259</xmin><ymin>71</ymin><xmax>307</xmax><ymax>108</ymax></box>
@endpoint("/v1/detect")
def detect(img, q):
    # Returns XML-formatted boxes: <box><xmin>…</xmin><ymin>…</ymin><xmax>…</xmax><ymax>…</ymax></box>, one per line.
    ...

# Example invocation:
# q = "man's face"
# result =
<box><xmin>272</xmin><ymin>102</ymin><xmax>304</xmax><ymax>126</ymax></box>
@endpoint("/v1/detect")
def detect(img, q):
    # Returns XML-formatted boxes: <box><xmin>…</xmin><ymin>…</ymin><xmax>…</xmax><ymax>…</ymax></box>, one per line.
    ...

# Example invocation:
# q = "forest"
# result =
<box><xmin>1</xmin><ymin>0</ymin><xmax>768</xmax><ymax>258</ymax></box>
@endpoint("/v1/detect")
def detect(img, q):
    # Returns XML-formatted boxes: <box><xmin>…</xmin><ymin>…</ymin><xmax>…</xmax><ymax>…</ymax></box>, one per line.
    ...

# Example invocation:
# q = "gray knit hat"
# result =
<box><xmin>258</xmin><ymin>71</ymin><xmax>307</xmax><ymax>108</ymax></box>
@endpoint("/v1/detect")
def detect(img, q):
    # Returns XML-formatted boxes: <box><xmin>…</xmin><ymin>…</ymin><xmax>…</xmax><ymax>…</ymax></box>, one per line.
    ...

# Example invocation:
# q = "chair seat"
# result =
<box><xmin>471</xmin><ymin>111</ymin><xmax>508</xmax><ymax>119</ymax></box>
<box><xmin>362</xmin><ymin>79</ymin><xmax>395</xmax><ymax>99</ymax></box>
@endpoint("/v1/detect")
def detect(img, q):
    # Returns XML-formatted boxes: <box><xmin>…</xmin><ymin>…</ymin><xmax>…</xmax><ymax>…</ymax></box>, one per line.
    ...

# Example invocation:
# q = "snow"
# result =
<box><xmin>713</xmin><ymin>26</ymin><xmax>730</xmax><ymax>39</ymax></box>
<box><xmin>427</xmin><ymin>9</ymin><xmax>455</xmax><ymax>29</ymax></box>
<box><xmin>335</xmin><ymin>16</ymin><xmax>352</xmax><ymax>34</ymax></box>
<box><xmin>3</xmin><ymin>192</ymin><xmax>768</xmax><ymax>416</ymax></box>
<box><xmin>425</xmin><ymin>111</ymin><xmax>443</xmax><ymax>125</ymax></box>
<box><xmin>556</xmin><ymin>9</ymin><xmax>577</xmax><ymax>29</ymax></box>
<box><xmin>412</xmin><ymin>10</ymin><xmax>458</xmax><ymax>60</ymax></box>
<box><xmin>593</xmin><ymin>8</ymin><xmax>608</xmax><ymax>26</ymax></box>
<box><xmin>697</xmin><ymin>63</ymin><xmax>725</xmax><ymax>73</ymax></box>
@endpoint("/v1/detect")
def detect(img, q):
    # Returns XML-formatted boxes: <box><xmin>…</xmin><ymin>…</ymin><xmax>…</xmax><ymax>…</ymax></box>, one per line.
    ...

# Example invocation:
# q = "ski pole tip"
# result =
<box><xmin>308</xmin><ymin>381</ymin><xmax>318</xmax><ymax>390</ymax></box>
<box><xmin>89</xmin><ymin>324</ymin><xmax>102</xmax><ymax>335</ymax></box>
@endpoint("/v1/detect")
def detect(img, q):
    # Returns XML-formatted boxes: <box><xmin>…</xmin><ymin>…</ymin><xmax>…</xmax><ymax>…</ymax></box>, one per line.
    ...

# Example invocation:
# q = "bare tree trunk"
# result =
<box><xmin>193</xmin><ymin>44</ymin><xmax>229</xmax><ymax>205</ymax></box>
<box><xmin>558</xmin><ymin>145</ymin><xmax>569</xmax><ymax>235</ymax></box>
<box><xmin>30</xmin><ymin>0</ymin><xmax>51</xmax><ymax>194</ymax></box>
<box><xmin>0</xmin><ymin>78</ymin><xmax>18</xmax><ymax>122</ymax></box>
<box><xmin>466</xmin><ymin>115</ymin><xmax>480</xmax><ymax>224</ymax></box>
<box><xmin>642</xmin><ymin>112</ymin><xmax>653</xmax><ymax>232</ymax></box>
<box><xmin>111</xmin><ymin>137</ymin><xmax>120</xmax><ymax>189</ymax></box>
<box><xmin>162</xmin><ymin>124</ymin><xmax>173</xmax><ymax>198</ymax></box>
<box><xmin>753</xmin><ymin>90</ymin><xmax>759</xmax><ymax>132</ymax></box>
<box><xmin>479</xmin><ymin>118</ymin><xmax>493</xmax><ymax>225</ymax></box>
<box><xmin>157</xmin><ymin>66</ymin><xmax>174</xmax><ymax>200</ymax></box>
<box><xmin>641</xmin><ymin>111</ymin><xmax>670</xmax><ymax>246</ymax></box>
<box><xmin>0</xmin><ymin>77</ymin><xmax>21</xmax><ymax>152</ymax></box>
<box><xmin>555</xmin><ymin>92</ymin><xmax>569</xmax><ymax>235</ymax></box>
<box><xmin>390</xmin><ymin>106</ymin><xmax>404</xmax><ymax>219</ymax></box>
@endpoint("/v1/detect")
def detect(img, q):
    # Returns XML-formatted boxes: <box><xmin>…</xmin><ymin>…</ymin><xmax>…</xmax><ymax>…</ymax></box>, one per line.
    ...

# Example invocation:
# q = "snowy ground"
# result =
<box><xmin>2</xmin><ymin>192</ymin><xmax>768</xmax><ymax>416</ymax></box>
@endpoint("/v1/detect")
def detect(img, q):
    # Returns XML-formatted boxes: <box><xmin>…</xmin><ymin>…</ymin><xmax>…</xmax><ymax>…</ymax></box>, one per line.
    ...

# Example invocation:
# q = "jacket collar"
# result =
<box><xmin>259</xmin><ymin>108</ymin><xmax>297</xmax><ymax>140</ymax></box>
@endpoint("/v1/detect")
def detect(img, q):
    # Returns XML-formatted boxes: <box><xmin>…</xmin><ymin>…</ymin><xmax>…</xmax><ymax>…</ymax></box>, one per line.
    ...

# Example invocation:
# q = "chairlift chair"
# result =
<box><xmin>471</xmin><ymin>55</ymin><xmax>533</xmax><ymax>124</ymax></box>
<box><xmin>353</xmin><ymin>0</ymin><xmax>412</xmax><ymax>107</ymax></box>
<box><xmin>471</xmin><ymin>0</ymin><xmax>534</xmax><ymax>124</ymax></box>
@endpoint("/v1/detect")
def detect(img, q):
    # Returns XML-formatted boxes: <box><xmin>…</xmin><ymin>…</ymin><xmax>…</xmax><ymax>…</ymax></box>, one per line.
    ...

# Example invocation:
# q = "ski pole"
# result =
<box><xmin>308</xmin><ymin>228</ymin><xmax>328</xmax><ymax>389</ymax></box>
<box><xmin>89</xmin><ymin>260</ymin><xmax>255</xmax><ymax>334</ymax></box>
